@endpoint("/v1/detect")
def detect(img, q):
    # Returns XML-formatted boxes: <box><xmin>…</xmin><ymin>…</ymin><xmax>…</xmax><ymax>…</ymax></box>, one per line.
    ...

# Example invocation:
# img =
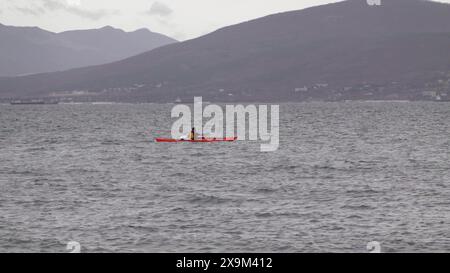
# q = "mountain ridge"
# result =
<box><xmin>0</xmin><ymin>23</ymin><xmax>177</xmax><ymax>77</ymax></box>
<box><xmin>1</xmin><ymin>0</ymin><xmax>450</xmax><ymax>102</ymax></box>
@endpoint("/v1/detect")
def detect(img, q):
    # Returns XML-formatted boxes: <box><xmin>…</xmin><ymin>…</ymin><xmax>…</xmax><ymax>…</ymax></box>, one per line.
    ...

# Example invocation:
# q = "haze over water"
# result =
<box><xmin>0</xmin><ymin>102</ymin><xmax>449</xmax><ymax>252</ymax></box>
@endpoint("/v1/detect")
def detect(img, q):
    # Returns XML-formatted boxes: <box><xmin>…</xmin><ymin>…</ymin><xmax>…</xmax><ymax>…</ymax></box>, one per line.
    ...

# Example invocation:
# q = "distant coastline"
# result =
<box><xmin>9</xmin><ymin>99</ymin><xmax>59</xmax><ymax>105</ymax></box>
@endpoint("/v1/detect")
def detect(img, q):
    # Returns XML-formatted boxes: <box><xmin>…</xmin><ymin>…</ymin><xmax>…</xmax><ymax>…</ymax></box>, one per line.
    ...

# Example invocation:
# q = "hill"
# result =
<box><xmin>0</xmin><ymin>24</ymin><xmax>177</xmax><ymax>77</ymax></box>
<box><xmin>1</xmin><ymin>0</ymin><xmax>450</xmax><ymax>102</ymax></box>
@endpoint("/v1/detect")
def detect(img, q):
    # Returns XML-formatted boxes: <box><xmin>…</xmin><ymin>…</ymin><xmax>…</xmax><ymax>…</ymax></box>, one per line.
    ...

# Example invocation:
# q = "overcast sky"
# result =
<box><xmin>0</xmin><ymin>0</ymin><xmax>345</xmax><ymax>40</ymax></box>
<box><xmin>1</xmin><ymin>0</ymin><xmax>450</xmax><ymax>40</ymax></box>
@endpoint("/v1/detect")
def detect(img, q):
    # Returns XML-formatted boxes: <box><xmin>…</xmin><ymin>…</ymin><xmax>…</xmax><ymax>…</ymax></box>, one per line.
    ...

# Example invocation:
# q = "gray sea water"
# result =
<box><xmin>0</xmin><ymin>102</ymin><xmax>449</xmax><ymax>253</ymax></box>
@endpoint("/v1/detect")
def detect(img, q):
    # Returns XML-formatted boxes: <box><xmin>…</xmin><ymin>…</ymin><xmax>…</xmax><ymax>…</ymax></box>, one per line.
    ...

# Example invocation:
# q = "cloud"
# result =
<box><xmin>41</xmin><ymin>0</ymin><xmax>117</xmax><ymax>20</ymax></box>
<box><xmin>15</xmin><ymin>6</ymin><xmax>45</xmax><ymax>16</ymax></box>
<box><xmin>66</xmin><ymin>0</ymin><xmax>81</xmax><ymax>6</ymax></box>
<box><xmin>146</xmin><ymin>2</ymin><xmax>173</xmax><ymax>17</ymax></box>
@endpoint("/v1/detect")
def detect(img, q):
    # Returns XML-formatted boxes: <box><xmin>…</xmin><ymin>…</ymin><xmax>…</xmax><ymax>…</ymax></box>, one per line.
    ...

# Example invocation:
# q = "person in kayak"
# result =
<box><xmin>188</xmin><ymin>127</ymin><xmax>197</xmax><ymax>140</ymax></box>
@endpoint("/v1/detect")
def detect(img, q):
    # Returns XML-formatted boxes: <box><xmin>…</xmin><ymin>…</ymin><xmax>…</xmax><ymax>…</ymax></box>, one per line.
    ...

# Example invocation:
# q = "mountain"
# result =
<box><xmin>1</xmin><ymin>0</ymin><xmax>450</xmax><ymax>102</ymax></box>
<box><xmin>0</xmin><ymin>24</ymin><xmax>177</xmax><ymax>76</ymax></box>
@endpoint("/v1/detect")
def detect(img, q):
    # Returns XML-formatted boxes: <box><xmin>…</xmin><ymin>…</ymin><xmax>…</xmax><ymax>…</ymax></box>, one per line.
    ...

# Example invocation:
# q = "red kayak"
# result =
<box><xmin>155</xmin><ymin>137</ymin><xmax>238</xmax><ymax>143</ymax></box>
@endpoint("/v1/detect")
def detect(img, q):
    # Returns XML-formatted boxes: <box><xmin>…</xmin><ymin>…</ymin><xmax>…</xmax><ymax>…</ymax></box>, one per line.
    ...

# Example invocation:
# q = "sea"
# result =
<box><xmin>0</xmin><ymin>102</ymin><xmax>449</xmax><ymax>253</ymax></box>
